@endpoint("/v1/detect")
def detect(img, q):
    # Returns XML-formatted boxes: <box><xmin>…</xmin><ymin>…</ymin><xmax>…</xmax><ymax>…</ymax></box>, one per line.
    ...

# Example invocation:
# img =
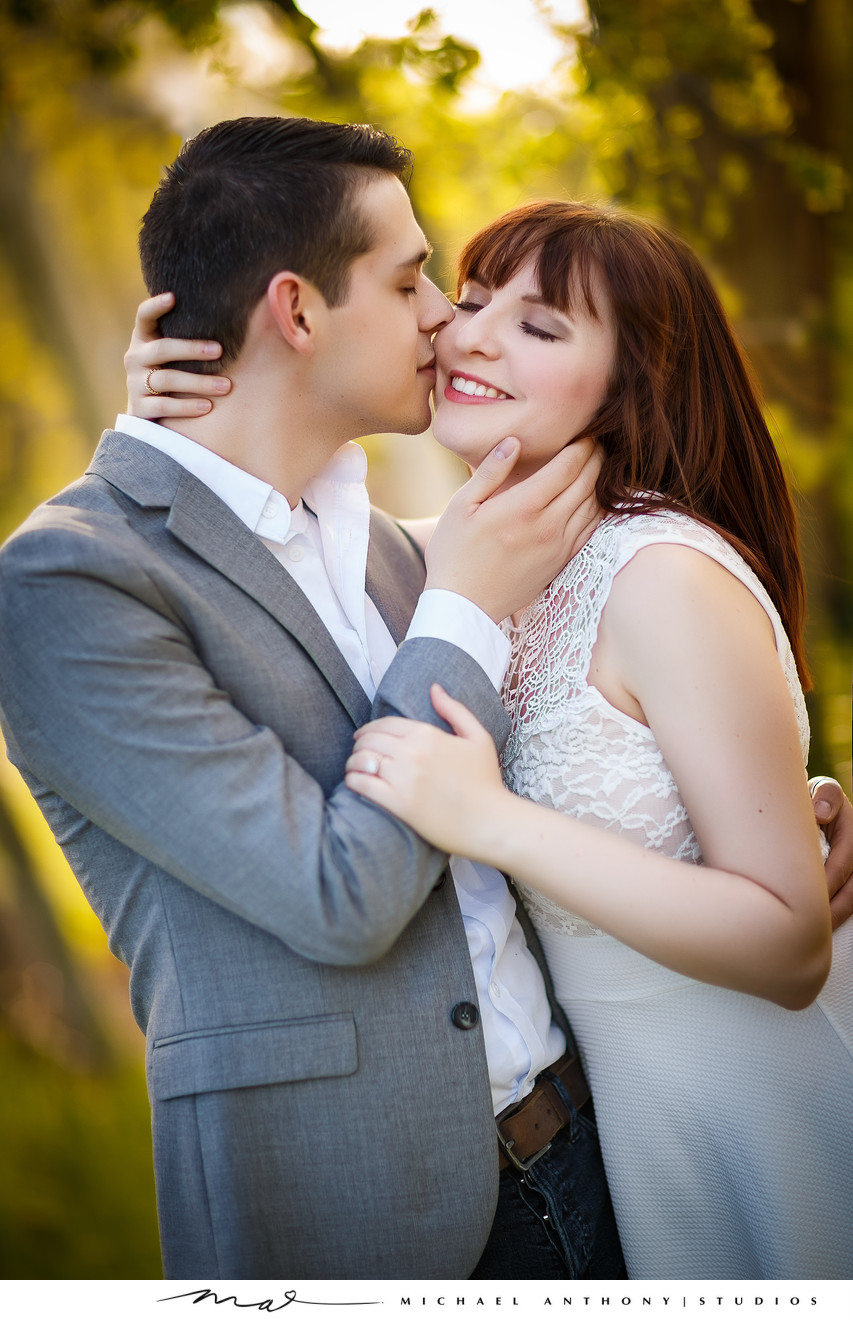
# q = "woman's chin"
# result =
<box><xmin>432</xmin><ymin>423</ymin><xmax>496</xmax><ymax>468</ymax></box>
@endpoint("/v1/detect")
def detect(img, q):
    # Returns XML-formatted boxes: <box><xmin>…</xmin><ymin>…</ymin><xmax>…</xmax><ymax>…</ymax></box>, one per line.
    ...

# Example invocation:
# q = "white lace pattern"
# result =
<box><xmin>500</xmin><ymin>508</ymin><xmax>810</xmax><ymax>938</ymax></box>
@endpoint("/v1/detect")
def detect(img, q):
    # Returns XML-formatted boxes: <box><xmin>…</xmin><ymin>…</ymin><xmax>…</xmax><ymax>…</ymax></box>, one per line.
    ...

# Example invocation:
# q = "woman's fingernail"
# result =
<box><xmin>493</xmin><ymin>442</ymin><xmax>510</xmax><ymax>459</ymax></box>
<box><xmin>212</xmin><ymin>380</ymin><xmax>229</xmax><ymax>394</ymax></box>
<box><xmin>203</xmin><ymin>343</ymin><xmax>221</xmax><ymax>356</ymax></box>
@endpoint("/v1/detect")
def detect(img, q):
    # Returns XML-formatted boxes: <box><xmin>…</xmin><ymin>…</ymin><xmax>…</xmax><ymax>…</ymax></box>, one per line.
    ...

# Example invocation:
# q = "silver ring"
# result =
<box><xmin>808</xmin><ymin>776</ymin><xmax>839</xmax><ymax>797</ymax></box>
<box><xmin>145</xmin><ymin>367</ymin><xmax>165</xmax><ymax>396</ymax></box>
<box><xmin>363</xmin><ymin>754</ymin><xmax>381</xmax><ymax>776</ymax></box>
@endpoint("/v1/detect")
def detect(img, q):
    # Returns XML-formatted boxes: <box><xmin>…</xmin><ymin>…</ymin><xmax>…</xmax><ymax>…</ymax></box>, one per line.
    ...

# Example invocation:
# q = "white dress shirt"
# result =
<box><xmin>115</xmin><ymin>414</ymin><xmax>565</xmax><ymax>1112</ymax></box>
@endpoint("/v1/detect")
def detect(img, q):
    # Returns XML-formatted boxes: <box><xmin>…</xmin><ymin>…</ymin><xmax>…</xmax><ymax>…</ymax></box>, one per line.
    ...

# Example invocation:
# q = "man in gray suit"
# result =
<box><xmin>0</xmin><ymin>117</ymin><xmax>624</xmax><ymax>1279</ymax></box>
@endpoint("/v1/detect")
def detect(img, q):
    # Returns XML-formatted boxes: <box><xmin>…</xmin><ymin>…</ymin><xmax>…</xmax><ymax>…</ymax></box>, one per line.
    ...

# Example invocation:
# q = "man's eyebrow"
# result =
<box><xmin>397</xmin><ymin>243</ymin><xmax>433</xmax><ymax>270</ymax></box>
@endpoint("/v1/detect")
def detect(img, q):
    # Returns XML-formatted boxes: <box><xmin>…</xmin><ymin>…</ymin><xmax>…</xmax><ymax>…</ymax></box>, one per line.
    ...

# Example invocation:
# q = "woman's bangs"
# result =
<box><xmin>456</xmin><ymin>220</ymin><xmax>542</xmax><ymax>295</ymax></box>
<box><xmin>456</xmin><ymin>206</ymin><xmax>600</xmax><ymax>321</ymax></box>
<box><xmin>537</xmin><ymin>237</ymin><xmax>600</xmax><ymax>320</ymax></box>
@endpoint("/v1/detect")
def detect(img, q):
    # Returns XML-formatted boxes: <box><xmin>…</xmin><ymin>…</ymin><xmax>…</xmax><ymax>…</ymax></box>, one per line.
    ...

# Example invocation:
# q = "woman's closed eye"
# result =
<box><xmin>452</xmin><ymin>299</ymin><xmax>484</xmax><ymax>313</ymax></box>
<box><xmin>521</xmin><ymin>321</ymin><xmax>559</xmax><ymax>342</ymax></box>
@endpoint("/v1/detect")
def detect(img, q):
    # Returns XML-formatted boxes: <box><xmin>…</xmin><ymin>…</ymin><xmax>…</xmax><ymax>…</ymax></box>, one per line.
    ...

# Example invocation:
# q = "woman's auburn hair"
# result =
<box><xmin>457</xmin><ymin>200</ymin><xmax>810</xmax><ymax>687</ymax></box>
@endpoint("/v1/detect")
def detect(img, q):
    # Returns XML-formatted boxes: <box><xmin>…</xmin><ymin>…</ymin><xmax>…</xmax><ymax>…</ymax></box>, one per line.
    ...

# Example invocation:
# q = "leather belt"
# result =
<box><xmin>496</xmin><ymin>1049</ymin><xmax>590</xmax><ymax>1173</ymax></box>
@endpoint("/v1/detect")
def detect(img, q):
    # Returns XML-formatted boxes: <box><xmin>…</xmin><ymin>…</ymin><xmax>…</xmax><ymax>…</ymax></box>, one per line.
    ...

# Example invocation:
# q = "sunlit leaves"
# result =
<box><xmin>574</xmin><ymin>0</ymin><xmax>848</xmax><ymax>232</ymax></box>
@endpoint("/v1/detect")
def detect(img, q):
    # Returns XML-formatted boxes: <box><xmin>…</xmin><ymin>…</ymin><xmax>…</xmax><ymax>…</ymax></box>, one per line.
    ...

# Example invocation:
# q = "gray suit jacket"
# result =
<box><xmin>0</xmin><ymin>430</ymin><xmax>514</xmax><ymax>1279</ymax></box>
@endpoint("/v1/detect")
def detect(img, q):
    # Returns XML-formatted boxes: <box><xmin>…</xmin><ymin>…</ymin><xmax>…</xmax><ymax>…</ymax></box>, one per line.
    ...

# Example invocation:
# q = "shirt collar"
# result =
<box><xmin>304</xmin><ymin>439</ymin><xmax>368</xmax><ymax>499</ymax></box>
<box><xmin>114</xmin><ymin>415</ymin><xmax>369</xmax><ymax>546</ymax></box>
<box><xmin>112</xmin><ymin>412</ymin><xmax>369</xmax><ymax>552</ymax></box>
<box><xmin>115</xmin><ymin>413</ymin><xmax>283</xmax><ymax>529</ymax></box>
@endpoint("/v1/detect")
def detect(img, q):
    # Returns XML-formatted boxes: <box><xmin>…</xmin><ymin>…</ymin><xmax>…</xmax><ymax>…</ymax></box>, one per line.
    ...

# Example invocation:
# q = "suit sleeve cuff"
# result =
<box><xmin>405</xmin><ymin>589</ymin><xmax>510</xmax><ymax>690</ymax></box>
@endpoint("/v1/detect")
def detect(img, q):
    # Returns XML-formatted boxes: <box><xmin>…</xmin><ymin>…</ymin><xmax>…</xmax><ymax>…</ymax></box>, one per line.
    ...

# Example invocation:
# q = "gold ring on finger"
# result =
<box><xmin>145</xmin><ymin>367</ymin><xmax>165</xmax><ymax>396</ymax></box>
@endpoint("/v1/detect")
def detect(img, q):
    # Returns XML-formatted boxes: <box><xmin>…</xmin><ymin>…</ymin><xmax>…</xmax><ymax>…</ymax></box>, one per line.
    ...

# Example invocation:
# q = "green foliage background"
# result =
<box><xmin>0</xmin><ymin>0</ymin><xmax>849</xmax><ymax>1278</ymax></box>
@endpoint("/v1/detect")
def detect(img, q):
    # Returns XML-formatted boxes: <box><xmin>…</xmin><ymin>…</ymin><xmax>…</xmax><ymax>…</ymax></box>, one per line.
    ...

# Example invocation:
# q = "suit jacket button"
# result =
<box><xmin>451</xmin><ymin>1001</ymin><xmax>480</xmax><ymax>1030</ymax></box>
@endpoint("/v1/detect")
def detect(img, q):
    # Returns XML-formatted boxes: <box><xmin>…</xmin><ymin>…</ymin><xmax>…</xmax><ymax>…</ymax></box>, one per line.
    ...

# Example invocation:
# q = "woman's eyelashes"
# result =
<box><xmin>521</xmin><ymin>321</ymin><xmax>559</xmax><ymax>342</ymax></box>
<box><xmin>452</xmin><ymin>300</ymin><xmax>561</xmax><ymax>343</ymax></box>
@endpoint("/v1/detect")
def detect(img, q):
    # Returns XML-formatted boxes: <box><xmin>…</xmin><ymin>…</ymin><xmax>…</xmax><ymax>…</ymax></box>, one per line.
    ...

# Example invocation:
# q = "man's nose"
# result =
<box><xmin>420</xmin><ymin>276</ymin><xmax>453</xmax><ymax>334</ymax></box>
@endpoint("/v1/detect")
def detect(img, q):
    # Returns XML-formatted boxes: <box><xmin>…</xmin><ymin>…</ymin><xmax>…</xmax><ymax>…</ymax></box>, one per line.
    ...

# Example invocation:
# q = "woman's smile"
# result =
<box><xmin>432</xmin><ymin>257</ymin><xmax>616</xmax><ymax>476</ymax></box>
<box><xmin>445</xmin><ymin>371</ymin><xmax>512</xmax><ymax>402</ymax></box>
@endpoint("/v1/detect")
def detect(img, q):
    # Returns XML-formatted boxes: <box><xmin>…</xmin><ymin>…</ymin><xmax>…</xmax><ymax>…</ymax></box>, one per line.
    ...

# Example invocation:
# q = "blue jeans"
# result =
<box><xmin>471</xmin><ymin>1094</ymin><xmax>626</xmax><ymax>1280</ymax></box>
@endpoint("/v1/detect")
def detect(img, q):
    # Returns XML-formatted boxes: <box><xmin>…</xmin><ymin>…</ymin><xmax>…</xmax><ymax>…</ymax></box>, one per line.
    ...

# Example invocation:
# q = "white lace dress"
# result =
<box><xmin>502</xmin><ymin>509</ymin><xmax>853</xmax><ymax>1280</ymax></box>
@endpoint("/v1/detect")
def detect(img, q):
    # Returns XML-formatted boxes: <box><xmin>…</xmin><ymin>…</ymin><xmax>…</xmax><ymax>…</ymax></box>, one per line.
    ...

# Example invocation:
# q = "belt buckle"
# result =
<box><xmin>495</xmin><ymin>1116</ymin><xmax>552</xmax><ymax>1174</ymax></box>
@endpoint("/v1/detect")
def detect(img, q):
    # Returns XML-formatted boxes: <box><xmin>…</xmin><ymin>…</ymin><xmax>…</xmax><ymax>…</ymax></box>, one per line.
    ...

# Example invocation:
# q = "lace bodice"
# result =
<box><xmin>500</xmin><ymin>508</ymin><xmax>810</xmax><ymax>938</ymax></box>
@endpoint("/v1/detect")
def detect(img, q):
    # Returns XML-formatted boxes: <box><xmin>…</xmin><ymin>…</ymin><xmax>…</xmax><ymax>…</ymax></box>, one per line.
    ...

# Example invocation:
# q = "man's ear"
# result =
<box><xmin>266</xmin><ymin>272</ymin><xmax>326</xmax><ymax>354</ymax></box>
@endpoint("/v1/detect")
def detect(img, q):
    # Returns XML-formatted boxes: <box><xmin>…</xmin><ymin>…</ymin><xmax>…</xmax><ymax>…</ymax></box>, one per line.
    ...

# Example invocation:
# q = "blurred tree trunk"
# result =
<box><xmin>0</xmin><ymin>785</ymin><xmax>112</xmax><ymax>1069</ymax></box>
<box><xmin>0</xmin><ymin>122</ymin><xmax>104</xmax><ymax>440</ymax></box>
<box><xmin>580</xmin><ymin>0</ymin><xmax>852</xmax><ymax>776</ymax></box>
<box><xmin>740</xmin><ymin>0</ymin><xmax>853</xmax><ymax>769</ymax></box>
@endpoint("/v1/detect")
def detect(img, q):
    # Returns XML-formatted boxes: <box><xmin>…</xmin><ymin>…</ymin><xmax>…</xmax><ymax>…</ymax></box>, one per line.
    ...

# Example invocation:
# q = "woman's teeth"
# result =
<box><xmin>451</xmin><ymin>376</ymin><xmax>508</xmax><ymax>399</ymax></box>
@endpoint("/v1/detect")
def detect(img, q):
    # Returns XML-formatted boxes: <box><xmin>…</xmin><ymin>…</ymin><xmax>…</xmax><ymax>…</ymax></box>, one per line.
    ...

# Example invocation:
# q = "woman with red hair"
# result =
<box><xmin>344</xmin><ymin>202</ymin><xmax>852</xmax><ymax>1279</ymax></box>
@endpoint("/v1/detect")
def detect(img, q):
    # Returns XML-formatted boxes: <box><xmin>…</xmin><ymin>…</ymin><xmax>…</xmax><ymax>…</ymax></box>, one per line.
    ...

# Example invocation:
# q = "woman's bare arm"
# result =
<box><xmin>346</xmin><ymin>545</ymin><xmax>832</xmax><ymax>1009</ymax></box>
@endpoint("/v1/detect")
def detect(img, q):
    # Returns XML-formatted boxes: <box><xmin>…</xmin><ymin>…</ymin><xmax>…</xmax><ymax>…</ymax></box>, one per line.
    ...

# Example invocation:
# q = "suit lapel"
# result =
<box><xmin>89</xmin><ymin>432</ymin><xmax>372</xmax><ymax>728</ymax></box>
<box><xmin>168</xmin><ymin>474</ymin><xmax>372</xmax><ymax>727</ymax></box>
